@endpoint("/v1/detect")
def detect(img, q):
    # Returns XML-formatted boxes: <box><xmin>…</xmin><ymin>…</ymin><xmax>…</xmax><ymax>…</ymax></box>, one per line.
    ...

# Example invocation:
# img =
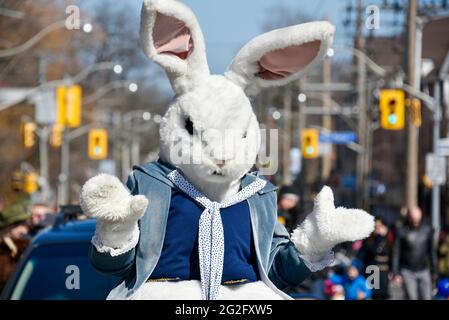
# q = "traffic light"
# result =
<box><xmin>50</xmin><ymin>124</ymin><xmax>64</xmax><ymax>148</ymax></box>
<box><xmin>406</xmin><ymin>98</ymin><xmax>422</xmax><ymax>127</ymax></box>
<box><xmin>22</xmin><ymin>122</ymin><xmax>37</xmax><ymax>148</ymax></box>
<box><xmin>379</xmin><ymin>89</ymin><xmax>405</xmax><ymax>130</ymax></box>
<box><xmin>66</xmin><ymin>85</ymin><xmax>82</xmax><ymax>128</ymax></box>
<box><xmin>56</xmin><ymin>86</ymin><xmax>67</xmax><ymax>126</ymax></box>
<box><xmin>24</xmin><ymin>172</ymin><xmax>39</xmax><ymax>194</ymax></box>
<box><xmin>301</xmin><ymin>129</ymin><xmax>319</xmax><ymax>159</ymax></box>
<box><xmin>88</xmin><ymin>129</ymin><xmax>108</xmax><ymax>160</ymax></box>
<box><xmin>56</xmin><ymin>85</ymin><xmax>82</xmax><ymax>128</ymax></box>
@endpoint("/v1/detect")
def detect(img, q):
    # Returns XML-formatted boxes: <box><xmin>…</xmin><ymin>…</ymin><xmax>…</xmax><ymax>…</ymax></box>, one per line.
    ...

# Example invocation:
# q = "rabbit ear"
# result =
<box><xmin>225</xmin><ymin>21</ymin><xmax>335</xmax><ymax>96</ymax></box>
<box><xmin>140</xmin><ymin>0</ymin><xmax>210</xmax><ymax>95</ymax></box>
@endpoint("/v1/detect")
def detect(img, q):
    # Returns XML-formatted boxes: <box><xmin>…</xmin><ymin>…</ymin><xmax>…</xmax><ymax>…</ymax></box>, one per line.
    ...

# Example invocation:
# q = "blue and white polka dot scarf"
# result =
<box><xmin>167</xmin><ymin>170</ymin><xmax>267</xmax><ymax>300</ymax></box>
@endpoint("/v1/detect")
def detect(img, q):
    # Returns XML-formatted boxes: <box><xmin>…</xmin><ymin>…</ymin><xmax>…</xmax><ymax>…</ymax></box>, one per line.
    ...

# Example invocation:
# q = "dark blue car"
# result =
<box><xmin>1</xmin><ymin>206</ymin><xmax>119</xmax><ymax>300</ymax></box>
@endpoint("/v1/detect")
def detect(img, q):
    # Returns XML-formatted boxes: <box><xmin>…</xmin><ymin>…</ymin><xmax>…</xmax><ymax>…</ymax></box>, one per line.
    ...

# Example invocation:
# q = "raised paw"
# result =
<box><xmin>80</xmin><ymin>174</ymin><xmax>148</xmax><ymax>222</ymax></box>
<box><xmin>313</xmin><ymin>186</ymin><xmax>375</xmax><ymax>245</ymax></box>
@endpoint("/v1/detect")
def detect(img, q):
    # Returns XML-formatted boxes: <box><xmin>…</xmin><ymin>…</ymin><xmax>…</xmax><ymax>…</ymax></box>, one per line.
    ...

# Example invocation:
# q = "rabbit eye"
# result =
<box><xmin>242</xmin><ymin>131</ymin><xmax>248</xmax><ymax>139</ymax></box>
<box><xmin>185</xmin><ymin>117</ymin><xmax>194</xmax><ymax>135</ymax></box>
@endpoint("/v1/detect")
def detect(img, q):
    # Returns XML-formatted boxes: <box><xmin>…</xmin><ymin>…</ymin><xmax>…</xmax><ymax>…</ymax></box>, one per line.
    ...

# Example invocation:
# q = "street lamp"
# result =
<box><xmin>83</xmin><ymin>80</ymin><xmax>139</xmax><ymax>105</ymax></box>
<box><xmin>113</xmin><ymin>64</ymin><xmax>123</xmax><ymax>74</ymax></box>
<box><xmin>0</xmin><ymin>8</ymin><xmax>25</xmax><ymax>19</ymax></box>
<box><xmin>332</xmin><ymin>45</ymin><xmax>388</xmax><ymax>77</ymax></box>
<box><xmin>0</xmin><ymin>20</ymin><xmax>93</xmax><ymax>58</ymax></box>
<box><xmin>82</xmin><ymin>23</ymin><xmax>93</xmax><ymax>34</ymax></box>
<box><xmin>297</xmin><ymin>93</ymin><xmax>307</xmax><ymax>103</ymax></box>
<box><xmin>153</xmin><ymin>114</ymin><xmax>163</xmax><ymax>124</ymax></box>
<box><xmin>0</xmin><ymin>61</ymin><xmax>123</xmax><ymax>113</ymax></box>
<box><xmin>120</xmin><ymin>109</ymin><xmax>161</xmax><ymax>179</ymax></box>
<box><xmin>128</xmin><ymin>83</ymin><xmax>139</xmax><ymax>93</ymax></box>
<box><xmin>142</xmin><ymin>112</ymin><xmax>151</xmax><ymax>121</ymax></box>
<box><xmin>272</xmin><ymin>110</ymin><xmax>281</xmax><ymax>120</ymax></box>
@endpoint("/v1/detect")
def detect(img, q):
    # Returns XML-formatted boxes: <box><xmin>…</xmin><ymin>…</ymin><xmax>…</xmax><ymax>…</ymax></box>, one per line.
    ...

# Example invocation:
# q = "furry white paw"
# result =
<box><xmin>80</xmin><ymin>174</ymin><xmax>149</xmax><ymax>253</ymax></box>
<box><xmin>80</xmin><ymin>174</ymin><xmax>148</xmax><ymax>222</ymax></box>
<box><xmin>292</xmin><ymin>186</ymin><xmax>374</xmax><ymax>257</ymax></box>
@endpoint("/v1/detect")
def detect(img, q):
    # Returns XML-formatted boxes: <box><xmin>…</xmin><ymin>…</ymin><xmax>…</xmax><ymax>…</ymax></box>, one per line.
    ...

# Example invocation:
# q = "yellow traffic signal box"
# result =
<box><xmin>22</xmin><ymin>122</ymin><xmax>37</xmax><ymax>148</ymax></box>
<box><xmin>56</xmin><ymin>86</ymin><xmax>67</xmax><ymax>126</ymax></box>
<box><xmin>380</xmin><ymin>89</ymin><xmax>405</xmax><ymax>130</ymax></box>
<box><xmin>56</xmin><ymin>85</ymin><xmax>82</xmax><ymax>128</ymax></box>
<box><xmin>50</xmin><ymin>124</ymin><xmax>64</xmax><ymax>148</ymax></box>
<box><xmin>301</xmin><ymin>129</ymin><xmax>319</xmax><ymax>159</ymax></box>
<box><xmin>24</xmin><ymin>172</ymin><xmax>39</xmax><ymax>194</ymax></box>
<box><xmin>88</xmin><ymin>129</ymin><xmax>108</xmax><ymax>160</ymax></box>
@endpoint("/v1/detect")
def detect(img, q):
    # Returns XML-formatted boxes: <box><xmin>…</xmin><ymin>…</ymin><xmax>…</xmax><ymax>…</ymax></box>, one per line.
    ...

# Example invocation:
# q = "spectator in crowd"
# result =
<box><xmin>358</xmin><ymin>217</ymin><xmax>393</xmax><ymax>300</ymax></box>
<box><xmin>277</xmin><ymin>185</ymin><xmax>300</xmax><ymax>232</ymax></box>
<box><xmin>27</xmin><ymin>202</ymin><xmax>56</xmax><ymax>236</ymax></box>
<box><xmin>326</xmin><ymin>260</ymin><xmax>372</xmax><ymax>300</ymax></box>
<box><xmin>0</xmin><ymin>197</ymin><xmax>55</xmax><ymax>292</ymax></box>
<box><xmin>324</xmin><ymin>278</ymin><xmax>345</xmax><ymax>300</ymax></box>
<box><xmin>435</xmin><ymin>278</ymin><xmax>449</xmax><ymax>300</ymax></box>
<box><xmin>393</xmin><ymin>206</ymin><xmax>437</xmax><ymax>300</ymax></box>
<box><xmin>344</xmin><ymin>260</ymin><xmax>372</xmax><ymax>300</ymax></box>
<box><xmin>0</xmin><ymin>222</ymin><xmax>31</xmax><ymax>292</ymax></box>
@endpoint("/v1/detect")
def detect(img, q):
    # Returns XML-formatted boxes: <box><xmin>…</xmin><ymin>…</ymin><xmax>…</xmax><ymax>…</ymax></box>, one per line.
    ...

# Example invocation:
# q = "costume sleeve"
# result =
<box><xmin>89</xmin><ymin>245</ymin><xmax>136</xmax><ymax>278</ymax></box>
<box><xmin>268</xmin><ymin>221</ymin><xmax>333</xmax><ymax>290</ymax></box>
<box><xmin>89</xmin><ymin>172</ymin><xmax>139</xmax><ymax>277</ymax></box>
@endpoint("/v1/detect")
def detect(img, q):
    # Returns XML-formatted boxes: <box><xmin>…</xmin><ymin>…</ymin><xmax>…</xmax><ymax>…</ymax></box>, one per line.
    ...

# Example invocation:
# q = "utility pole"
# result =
<box><xmin>297</xmin><ymin>78</ymin><xmax>307</xmax><ymax>194</ymax></box>
<box><xmin>432</xmin><ymin>81</ymin><xmax>442</xmax><ymax>244</ymax></box>
<box><xmin>355</xmin><ymin>0</ymin><xmax>368</xmax><ymax>208</ymax></box>
<box><xmin>406</xmin><ymin>0</ymin><xmax>419</xmax><ymax>209</ymax></box>
<box><xmin>282</xmin><ymin>87</ymin><xmax>293</xmax><ymax>185</ymax></box>
<box><xmin>112</xmin><ymin>111</ymin><xmax>123</xmax><ymax>179</ymax></box>
<box><xmin>322</xmin><ymin>43</ymin><xmax>333</xmax><ymax>182</ymax></box>
<box><xmin>298</xmin><ymin>78</ymin><xmax>307</xmax><ymax>151</ymax></box>
<box><xmin>38</xmin><ymin>55</ymin><xmax>50</xmax><ymax>190</ymax></box>
<box><xmin>38</xmin><ymin>126</ymin><xmax>50</xmax><ymax>187</ymax></box>
<box><xmin>57</xmin><ymin>123</ymin><xmax>100</xmax><ymax>206</ymax></box>
<box><xmin>122</xmin><ymin>143</ymin><xmax>131</xmax><ymax>180</ymax></box>
<box><xmin>131</xmin><ymin>137</ymin><xmax>141</xmax><ymax>167</ymax></box>
<box><xmin>58</xmin><ymin>136</ymin><xmax>70</xmax><ymax>206</ymax></box>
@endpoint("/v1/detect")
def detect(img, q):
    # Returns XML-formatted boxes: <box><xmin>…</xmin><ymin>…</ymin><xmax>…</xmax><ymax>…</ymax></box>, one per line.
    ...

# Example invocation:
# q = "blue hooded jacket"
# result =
<box><xmin>89</xmin><ymin>160</ymin><xmax>311</xmax><ymax>299</ymax></box>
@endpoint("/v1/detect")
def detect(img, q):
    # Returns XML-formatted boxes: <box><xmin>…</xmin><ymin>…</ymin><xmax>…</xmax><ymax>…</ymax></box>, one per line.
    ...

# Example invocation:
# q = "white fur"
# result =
<box><xmin>291</xmin><ymin>186</ymin><xmax>375</xmax><ymax>257</ymax></box>
<box><xmin>80</xmin><ymin>174</ymin><xmax>148</xmax><ymax>222</ymax></box>
<box><xmin>80</xmin><ymin>174</ymin><xmax>148</xmax><ymax>254</ymax></box>
<box><xmin>92</xmin><ymin>221</ymin><xmax>140</xmax><ymax>257</ymax></box>
<box><xmin>159</xmin><ymin>75</ymin><xmax>261</xmax><ymax>201</ymax></box>
<box><xmin>79</xmin><ymin>0</ymin><xmax>375</xmax><ymax>301</ymax></box>
<box><xmin>129</xmin><ymin>280</ymin><xmax>283</xmax><ymax>300</ymax></box>
<box><xmin>141</xmin><ymin>1</ymin><xmax>336</xmax><ymax>201</ymax></box>
<box><xmin>225</xmin><ymin>21</ymin><xmax>336</xmax><ymax>96</ymax></box>
<box><xmin>140</xmin><ymin>0</ymin><xmax>210</xmax><ymax>95</ymax></box>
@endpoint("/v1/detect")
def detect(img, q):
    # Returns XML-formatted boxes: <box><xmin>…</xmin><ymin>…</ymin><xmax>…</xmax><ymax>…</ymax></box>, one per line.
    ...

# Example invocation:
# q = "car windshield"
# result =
<box><xmin>10</xmin><ymin>242</ymin><xmax>119</xmax><ymax>300</ymax></box>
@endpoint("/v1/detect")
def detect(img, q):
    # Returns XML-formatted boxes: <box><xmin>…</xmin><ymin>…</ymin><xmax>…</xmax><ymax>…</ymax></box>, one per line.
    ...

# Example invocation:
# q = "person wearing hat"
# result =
<box><xmin>277</xmin><ymin>185</ymin><xmax>300</xmax><ymax>232</ymax></box>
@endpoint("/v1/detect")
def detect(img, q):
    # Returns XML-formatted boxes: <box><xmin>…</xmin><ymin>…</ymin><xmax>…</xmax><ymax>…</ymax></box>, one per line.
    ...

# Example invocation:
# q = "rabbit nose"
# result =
<box><xmin>215</xmin><ymin>160</ymin><xmax>226</xmax><ymax>168</ymax></box>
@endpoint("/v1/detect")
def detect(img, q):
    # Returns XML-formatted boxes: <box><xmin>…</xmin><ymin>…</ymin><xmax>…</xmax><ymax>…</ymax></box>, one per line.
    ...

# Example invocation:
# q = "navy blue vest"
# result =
<box><xmin>148</xmin><ymin>188</ymin><xmax>260</xmax><ymax>285</ymax></box>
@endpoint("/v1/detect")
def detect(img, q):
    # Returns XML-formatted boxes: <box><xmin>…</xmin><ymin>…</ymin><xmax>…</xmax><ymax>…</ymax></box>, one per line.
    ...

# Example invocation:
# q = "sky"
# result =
<box><xmin>80</xmin><ymin>0</ymin><xmax>405</xmax><ymax>92</ymax></box>
<box><xmin>93</xmin><ymin>0</ymin><xmax>350</xmax><ymax>74</ymax></box>
<box><xmin>174</xmin><ymin>0</ymin><xmax>348</xmax><ymax>73</ymax></box>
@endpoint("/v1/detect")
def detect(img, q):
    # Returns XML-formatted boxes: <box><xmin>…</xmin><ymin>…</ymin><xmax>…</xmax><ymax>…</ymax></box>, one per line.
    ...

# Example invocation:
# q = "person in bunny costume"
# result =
<box><xmin>80</xmin><ymin>0</ymin><xmax>374</xmax><ymax>300</ymax></box>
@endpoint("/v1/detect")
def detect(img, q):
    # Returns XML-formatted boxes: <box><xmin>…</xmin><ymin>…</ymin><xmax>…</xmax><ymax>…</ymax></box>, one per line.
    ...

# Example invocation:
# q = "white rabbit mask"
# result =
<box><xmin>141</xmin><ymin>0</ymin><xmax>335</xmax><ymax>201</ymax></box>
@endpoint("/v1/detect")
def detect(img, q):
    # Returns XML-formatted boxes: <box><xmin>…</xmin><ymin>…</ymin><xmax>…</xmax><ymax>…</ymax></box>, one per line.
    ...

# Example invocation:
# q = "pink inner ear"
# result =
<box><xmin>256</xmin><ymin>40</ymin><xmax>321</xmax><ymax>80</ymax></box>
<box><xmin>153</xmin><ymin>12</ymin><xmax>194</xmax><ymax>60</ymax></box>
